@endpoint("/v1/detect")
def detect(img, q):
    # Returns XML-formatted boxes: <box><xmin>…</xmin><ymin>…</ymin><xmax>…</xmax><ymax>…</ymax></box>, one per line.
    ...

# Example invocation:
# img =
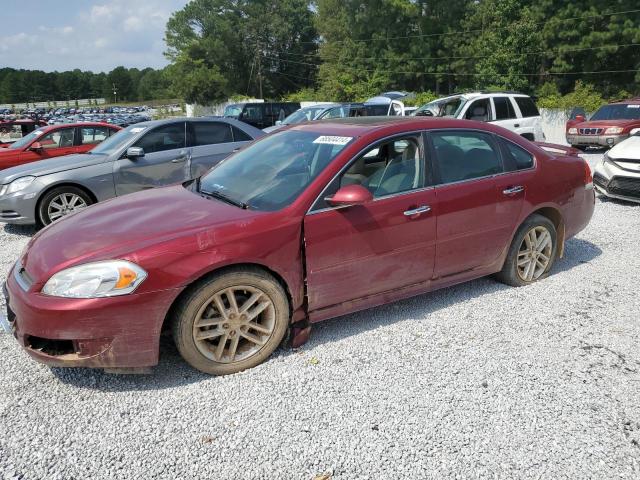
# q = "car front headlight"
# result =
<box><xmin>0</xmin><ymin>176</ymin><xmax>35</xmax><ymax>196</ymax></box>
<box><xmin>568</xmin><ymin>128</ymin><xmax>578</xmax><ymax>134</ymax></box>
<box><xmin>42</xmin><ymin>260</ymin><xmax>147</xmax><ymax>298</ymax></box>
<box><xmin>604</xmin><ymin>127</ymin><xmax>624</xmax><ymax>135</ymax></box>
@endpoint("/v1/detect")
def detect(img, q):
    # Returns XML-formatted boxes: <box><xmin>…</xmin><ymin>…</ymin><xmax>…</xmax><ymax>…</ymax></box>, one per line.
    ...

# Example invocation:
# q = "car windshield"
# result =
<box><xmin>224</xmin><ymin>105</ymin><xmax>243</xmax><ymax>117</ymax></box>
<box><xmin>8</xmin><ymin>129</ymin><xmax>44</xmax><ymax>149</ymax></box>
<box><xmin>415</xmin><ymin>96</ymin><xmax>466</xmax><ymax>117</ymax></box>
<box><xmin>198</xmin><ymin>130</ymin><xmax>353</xmax><ymax>211</ymax></box>
<box><xmin>282</xmin><ymin>106</ymin><xmax>330</xmax><ymax>125</ymax></box>
<box><xmin>89</xmin><ymin>124</ymin><xmax>146</xmax><ymax>155</ymax></box>
<box><xmin>590</xmin><ymin>104</ymin><xmax>640</xmax><ymax>121</ymax></box>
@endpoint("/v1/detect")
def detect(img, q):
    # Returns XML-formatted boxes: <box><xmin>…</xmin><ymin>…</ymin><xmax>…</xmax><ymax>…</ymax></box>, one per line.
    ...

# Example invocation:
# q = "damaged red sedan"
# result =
<box><xmin>3</xmin><ymin>117</ymin><xmax>595</xmax><ymax>375</ymax></box>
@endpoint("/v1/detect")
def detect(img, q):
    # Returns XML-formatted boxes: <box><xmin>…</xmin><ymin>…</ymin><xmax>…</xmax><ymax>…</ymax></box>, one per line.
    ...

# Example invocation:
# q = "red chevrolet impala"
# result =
<box><xmin>2</xmin><ymin>118</ymin><xmax>595</xmax><ymax>375</ymax></box>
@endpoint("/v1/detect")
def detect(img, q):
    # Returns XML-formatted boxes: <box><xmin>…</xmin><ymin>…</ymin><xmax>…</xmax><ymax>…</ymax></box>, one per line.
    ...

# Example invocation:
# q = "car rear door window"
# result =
<box><xmin>494</xmin><ymin>97</ymin><xmax>517</xmax><ymax>120</ymax></box>
<box><xmin>81</xmin><ymin>126</ymin><xmax>110</xmax><ymax>145</ymax></box>
<box><xmin>514</xmin><ymin>97</ymin><xmax>540</xmax><ymax>118</ymax></box>
<box><xmin>232</xmin><ymin>126</ymin><xmax>252</xmax><ymax>142</ymax></box>
<box><xmin>191</xmin><ymin>122</ymin><xmax>233</xmax><ymax>146</ymax></box>
<box><xmin>39</xmin><ymin>127</ymin><xmax>75</xmax><ymax>149</ymax></box>
<box><xmin>431</xmin><ymin>131</ymin><xmax>503</xmax><ymax>184</ymax></box>
<box><xmin>134</xmin><ymin>123</ymin><xmax>185</xmax><ymax>154</ymax></box>
<box><xmin>502</xmin><ymin>140</ymin><xmax>534</xmax><ymax>170</ymax></box>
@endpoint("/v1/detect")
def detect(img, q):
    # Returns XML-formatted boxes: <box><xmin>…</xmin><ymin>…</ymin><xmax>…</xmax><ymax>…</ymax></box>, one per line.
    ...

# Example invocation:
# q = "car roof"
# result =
<box><xmin>609</xmin><ymin>98</ymin><xmax>640</xmax><ymax>105</ymax></box>
<box><xmin>36</xmin><ymin>122</ymin><xmax>121</xmax><ymax>133</ymax></box>
<box><xmin>288</xmin><ymin>116</ymin><xmax>520</xmax><ymax>137</ymax></box>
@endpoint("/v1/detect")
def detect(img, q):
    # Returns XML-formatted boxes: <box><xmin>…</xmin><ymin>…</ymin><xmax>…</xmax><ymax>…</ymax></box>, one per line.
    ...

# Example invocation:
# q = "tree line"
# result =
<box><xmin>3</xmin><ymin>0</ymin><xmax>638</xmax><ymax>107</ymax></box>
<box><xmin>165</xmin><ymin>0</ymin><xmax>640</xmax><ymax>105</ymax></box>
<box><xmin>0</xmin><ymin>66</ymin><xmax>170</xmax><ymax>105</ymax></box>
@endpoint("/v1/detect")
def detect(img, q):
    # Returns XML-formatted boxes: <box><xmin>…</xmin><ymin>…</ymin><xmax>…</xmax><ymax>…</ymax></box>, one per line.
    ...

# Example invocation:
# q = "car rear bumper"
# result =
<box><xmin>566</xmin><ymin>133</ymin><xmax>628</xmax><ymax>148</ymax></box>
<box><xmin>4</xmin><ymin>265</ymin><xmax>182</xmax><ymax>368</ymax></box>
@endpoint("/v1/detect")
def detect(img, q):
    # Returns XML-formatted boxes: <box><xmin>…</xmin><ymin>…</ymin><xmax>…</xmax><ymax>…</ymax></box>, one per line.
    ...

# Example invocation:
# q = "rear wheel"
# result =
<box><xmin>496</xmin><ymin>214</ymin><xmax>557</xmax><ymax>287</ymax></box>
<box><xmin>38</xmin><ymin>186</ymin><xmax>93</xmax><ymax>226</ymax></box>
<box><xmin>172</xmin><ymin>268</ymin><xmax>290</xmax><ymax>375</ymax></box>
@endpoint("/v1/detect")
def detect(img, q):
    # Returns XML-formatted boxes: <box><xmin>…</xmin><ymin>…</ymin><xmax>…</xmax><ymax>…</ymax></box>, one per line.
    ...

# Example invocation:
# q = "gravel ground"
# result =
<box><xmin>1</xmin><ymin>153</ymin><xmax>639</xmax><ymax>480</ymax></box>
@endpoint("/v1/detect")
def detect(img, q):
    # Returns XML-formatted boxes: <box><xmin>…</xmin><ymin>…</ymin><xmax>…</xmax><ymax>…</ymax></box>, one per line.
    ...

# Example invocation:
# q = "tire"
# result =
<box><xmin>38</xmin><ymin>186</ymin><xmax>93</xmax><ymax>226</ymax></box>
<box><xmin>172</xmin><ymin>267</ymin><xmax>290</xmax><ymax>375</ymax></box>
<box><xmin>495</xmin><ymin>214</ymin><xmax>558</xmax><ymax>287</ymax></box>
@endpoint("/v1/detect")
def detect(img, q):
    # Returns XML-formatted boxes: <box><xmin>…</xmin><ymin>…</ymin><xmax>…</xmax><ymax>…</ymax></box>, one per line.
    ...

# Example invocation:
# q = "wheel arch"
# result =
<box><xmin>160</xmin><ymin>262</ymin><xmax>295</xmax><ymax>334</ymax></box>
<box><xmin>35</xmin><ymin>182</ymin><xmax>98</xmax><ymax>214</ymax></box>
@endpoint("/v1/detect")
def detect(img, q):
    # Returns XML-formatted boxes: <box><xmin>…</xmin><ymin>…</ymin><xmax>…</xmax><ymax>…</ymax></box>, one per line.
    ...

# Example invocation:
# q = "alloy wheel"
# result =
<box><xmin>517</xmin><ymin>226</ymin><xmax>553</xmax><ymax>282</ymax></box>
<box><xmin>47</xmin><ymin>193</ymin><xmax>88</xmax><ymax>221</ymax></box>
<box><xmin>192</xmin><ymin>286</ymin><xmax>276</xmax><ymax>364</ymax></box>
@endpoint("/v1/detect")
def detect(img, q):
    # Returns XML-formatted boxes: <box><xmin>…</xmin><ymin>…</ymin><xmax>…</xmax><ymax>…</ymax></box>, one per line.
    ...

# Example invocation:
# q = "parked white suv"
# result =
<box><xmin>414</xmin><ymin>92</ymin><xmax>545</xmax><ymax>141</ymax></box>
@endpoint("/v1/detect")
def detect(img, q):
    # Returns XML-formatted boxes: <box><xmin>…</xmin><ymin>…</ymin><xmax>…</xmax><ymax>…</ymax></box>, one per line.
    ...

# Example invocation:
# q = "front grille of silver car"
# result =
<box><xmin>578</xmin><ymin>128</ymin><xmax>603</xmax><ymax>135</ymax></box>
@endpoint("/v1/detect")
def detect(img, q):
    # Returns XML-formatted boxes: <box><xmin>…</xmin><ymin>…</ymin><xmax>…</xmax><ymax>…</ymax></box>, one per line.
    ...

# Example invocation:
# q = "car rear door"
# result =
<box><xmin>490</xmin><ymin>96</ymin><xmax>521</xmax><ymax>134</ymax></box>
<box><xmin>113</xmin><ymin>121</ymin><xmax>190</xmax><ymax>195</ymax></box>
<box><xmin>512</xmin><ymin>96</ymin><xmax>542</xmax><ymax>141</ymax></box>
<box><xmin>187</xmin><ymin>121</ymin><xmax>244</xmax><ymax>179</ymax></box>
<box><xmin>428</xmin><ymin>129</ymin><xmax>518</xmax><ymax>277</ymax></box>
<box><xmin>303</xmin><ymin>133</ymin><xmax>437</xmax><ymax>314</ymax></box>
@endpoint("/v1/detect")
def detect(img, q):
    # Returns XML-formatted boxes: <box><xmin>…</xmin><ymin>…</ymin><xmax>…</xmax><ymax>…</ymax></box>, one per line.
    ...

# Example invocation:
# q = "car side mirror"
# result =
<box><xmin>575</xmin><ymin>114</ymin><xmax>586</xmax><ymax>122</ymax></box>
<box><xmin>325</xmin><ymin>184</ymin><xmax>373</xmax><ymax>207</ymax></box>
<box><xmin>126</xmin><ymin>147</ymin><xmax>145</xmax><ymax>159</ymax></box>
<box><xmin>30</xmin><ymin>141</ymin><xmax>43</xmax><ymax>152</ymax></box>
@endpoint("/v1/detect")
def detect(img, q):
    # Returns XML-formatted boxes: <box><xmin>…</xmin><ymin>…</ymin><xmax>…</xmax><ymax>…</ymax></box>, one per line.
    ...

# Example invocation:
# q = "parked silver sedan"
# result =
<box><xmin>0</xmin><ymin>117</ymin><xmax>264</xmax><ymax>226</ymax></box>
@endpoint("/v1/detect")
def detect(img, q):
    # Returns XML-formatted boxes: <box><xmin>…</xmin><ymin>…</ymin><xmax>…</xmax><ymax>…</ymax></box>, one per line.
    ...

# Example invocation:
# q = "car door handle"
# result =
<box><xmin>403</xmin><ymin>205</ymin><xmax>431</xmax><ymax>217</ymax></box>
<box><xmin>514</xmin><ymin>123</ymin><xmax>520</xmax><ymax>128</ymax></box>
<box><xmin>171</xmin><ymin>157</ymin><xmax>187</xmax><ymax>163</ymax></box>
<box><xmin>503</xmin><ymin>186</ymin><xmax>525</xmax><ymax>195</ymax></box>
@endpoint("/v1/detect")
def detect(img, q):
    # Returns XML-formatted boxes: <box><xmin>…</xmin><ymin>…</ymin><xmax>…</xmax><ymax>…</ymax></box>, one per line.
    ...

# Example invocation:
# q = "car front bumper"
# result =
<box><xmin>0</xmin><ymin>187</ymin><xmax>40</xmax><ymax>225</ymax></box>
<box><xmin>4</xmin><ymin>264</ymin><xmax>182</xmax><ymax>369</ymax></box>
<box><xmin>592</xmin><ymin>158</ymin><xmax>640</xmax><ymax>204</ymax></box>
<box><xmin>566</xmin><ymin>133</ymin><xmax>628</xmax><ymax>148</ymax></box>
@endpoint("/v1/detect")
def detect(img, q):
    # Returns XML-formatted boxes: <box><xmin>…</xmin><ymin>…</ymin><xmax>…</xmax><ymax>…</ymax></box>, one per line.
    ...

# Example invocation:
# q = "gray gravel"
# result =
<box><xmin>1</xmin><ymin>153</ymin><xmax>640</xmax><ymax>480</ymax></box>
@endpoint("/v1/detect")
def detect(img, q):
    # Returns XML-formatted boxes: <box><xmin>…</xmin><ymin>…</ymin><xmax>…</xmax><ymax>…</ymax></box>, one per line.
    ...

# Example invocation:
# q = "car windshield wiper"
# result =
<box><xmin>199</xmin><ymin>188</ymin><xmax>249</xmax><ymax>209</ymax></box>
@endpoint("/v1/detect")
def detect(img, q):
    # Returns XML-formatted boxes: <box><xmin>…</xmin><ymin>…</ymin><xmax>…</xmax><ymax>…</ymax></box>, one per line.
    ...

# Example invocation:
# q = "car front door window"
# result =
<box><xmin>465</xmin><ymin>99</ymin><xmax>491</xmax><ymax>122</ymax></box>
<box><xmin>40</xmin><ymin>128</ymin><xmax>75</xmax><ymax>149</ymax></box>
<box><xmin>134</xmin><ymin>123</ymin><xmax>186</xmax><ymax>154</ymax></box>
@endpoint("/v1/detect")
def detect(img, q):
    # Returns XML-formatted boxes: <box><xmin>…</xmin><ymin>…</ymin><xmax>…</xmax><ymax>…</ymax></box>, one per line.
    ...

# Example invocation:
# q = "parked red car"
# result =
<box><xmin>0</xmin><ymin>123</ymin><xmax>121</xmax><ymax>170</ymax></box>
<box><xmin>2</xmin><ymin>118</ymin><xmax>595</xmax><ymax>375</ymax></box>
<box><xmin>566</xmin><ymin>98</ymin><xmax>640</xmax><ymax>149</ymax></box>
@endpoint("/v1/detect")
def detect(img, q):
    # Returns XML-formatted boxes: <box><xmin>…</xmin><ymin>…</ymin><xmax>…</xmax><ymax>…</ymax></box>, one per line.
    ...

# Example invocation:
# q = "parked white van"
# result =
<box><xmin>414</xmin><ymin>91</ymin><xmax>545</xmax><ymax>141</ymax></box>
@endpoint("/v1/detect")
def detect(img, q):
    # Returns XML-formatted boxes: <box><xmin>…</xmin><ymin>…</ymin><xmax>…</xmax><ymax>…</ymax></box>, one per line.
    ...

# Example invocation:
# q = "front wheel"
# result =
<box><xmin>172</xmin><ymin>268</ymin><xmax>290</xmax><ymax>375</ymax></box>
<box><xmin>38</xmin><ymin>186</ymin><xmax>93</xmax><ymax>226</ymax></box>
<box><xmin>495</xmin><ymin>214</ymin><xmax>558</xmax><ymax>287</ymax></box>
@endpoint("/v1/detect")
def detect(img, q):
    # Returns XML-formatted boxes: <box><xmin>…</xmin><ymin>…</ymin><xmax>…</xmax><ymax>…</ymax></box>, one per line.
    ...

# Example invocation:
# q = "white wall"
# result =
<box><xmin>540</xmin><ymin>108</ymin><xmax>569</xmax><ymax>145</ymax></box>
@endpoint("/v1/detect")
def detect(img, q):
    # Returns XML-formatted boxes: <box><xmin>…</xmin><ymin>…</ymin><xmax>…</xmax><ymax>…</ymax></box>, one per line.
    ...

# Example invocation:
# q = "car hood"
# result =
<box><xmin>0</xmin><ymin>153</ymin><xmax>108</xmax><ymax>184</ymax></box>
<box><xmin>21</xmin><ymin>185</ymin><xmax>263</xmax><ymax>282</ymax></box>
<box><xmin>609</xmin><ymin>136</ymin><xmax>640</xmax><ymax>160</ymax></box>
<box><xmin>572</xmin><ymin>119</ymin><xmax>640</xmax><ymax>129</ymax></box>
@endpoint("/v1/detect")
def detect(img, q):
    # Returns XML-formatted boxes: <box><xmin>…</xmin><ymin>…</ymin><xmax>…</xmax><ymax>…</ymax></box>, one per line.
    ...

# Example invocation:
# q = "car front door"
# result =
<box><xmin>22</xmin><ymin>127</ymin><xmax>77</xmax><ymax>165</ymax></box>
<box><xmin>303</xmin><ymin>133</ymin><xmax>437</xmax><ymax>314</ymax></box>
<box><xmin>187</xmin><ymin>121</ymin><xmax>248</xmax><ymax>179</ymax></box>
<box><xmin>113</xmin><ymin>121</ymin><xmax>189</xmax><ymax>196</ymax></box>
<box><xmin>428</xmin><ymin>129</ymin><xmax>517</xmax><ymax>278</ymax></box>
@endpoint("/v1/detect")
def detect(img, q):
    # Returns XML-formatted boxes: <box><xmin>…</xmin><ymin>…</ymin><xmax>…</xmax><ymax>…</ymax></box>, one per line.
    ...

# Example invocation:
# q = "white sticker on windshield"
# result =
<box><xmin>627</xmin><ymin>105</ymin><xmax>640</xmax><ymax>109</ymax></box>
<box><xmin>313</xmin><ymin>136</ymin><xmax>352</xmax><ymax>145</ymax></box>
<box><xmin>130</xmin><ymin>127</ymin><xmax>147</xmax><ymax>133</ymax></box>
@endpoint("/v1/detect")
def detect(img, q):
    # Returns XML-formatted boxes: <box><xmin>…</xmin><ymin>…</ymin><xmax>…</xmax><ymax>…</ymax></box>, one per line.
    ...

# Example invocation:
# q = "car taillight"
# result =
<box><xmin>583</xmin><ymin>159</ymin><xmax>593</xmax><ymax>187</ymax></box>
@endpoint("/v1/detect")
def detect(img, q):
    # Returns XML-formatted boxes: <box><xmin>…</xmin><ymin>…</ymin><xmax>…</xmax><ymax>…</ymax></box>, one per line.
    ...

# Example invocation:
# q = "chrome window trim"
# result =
<box><xmin>305</xmin><ymin>130</ymin><xmax>428</xmax><ymax>215</ymax></box>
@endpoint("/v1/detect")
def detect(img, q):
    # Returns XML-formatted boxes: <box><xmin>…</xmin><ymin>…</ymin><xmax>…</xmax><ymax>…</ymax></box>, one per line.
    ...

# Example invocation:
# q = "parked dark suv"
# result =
<box><xmin>223</xmin><ymin>102</ymin><xmax>301</xmax><ymax>129</ymax></box>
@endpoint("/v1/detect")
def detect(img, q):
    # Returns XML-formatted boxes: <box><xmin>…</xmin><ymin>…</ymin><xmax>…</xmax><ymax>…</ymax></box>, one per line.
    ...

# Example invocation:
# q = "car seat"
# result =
<box><xmin>373</xmin><ymin>142</ymin><xmax>419</xmax><ymax>195</ymax></box>
<box><xmin>469</xmin><ymin>105</ymin><xmax>488</xmax><ymax>122</ymax></box>
<box><xmin>435</xmin><ymin>144</ymin><xmax>466</xmax><ymax>183</ymax></box>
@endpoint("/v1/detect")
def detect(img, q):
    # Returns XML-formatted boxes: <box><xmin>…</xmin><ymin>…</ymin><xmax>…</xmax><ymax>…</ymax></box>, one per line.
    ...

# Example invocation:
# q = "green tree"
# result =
<box><xmin>165</xmin><ymin>0</ymin><xmax>318</xmax><ymax>104</ymax></box>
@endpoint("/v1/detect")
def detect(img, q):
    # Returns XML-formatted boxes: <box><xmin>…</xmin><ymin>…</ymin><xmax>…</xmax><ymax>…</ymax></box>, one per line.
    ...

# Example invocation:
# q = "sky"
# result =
<box><xmin>0</xmin><ymin>0</ymin><xmax>189</xmax><ymax>73</ymax></box>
